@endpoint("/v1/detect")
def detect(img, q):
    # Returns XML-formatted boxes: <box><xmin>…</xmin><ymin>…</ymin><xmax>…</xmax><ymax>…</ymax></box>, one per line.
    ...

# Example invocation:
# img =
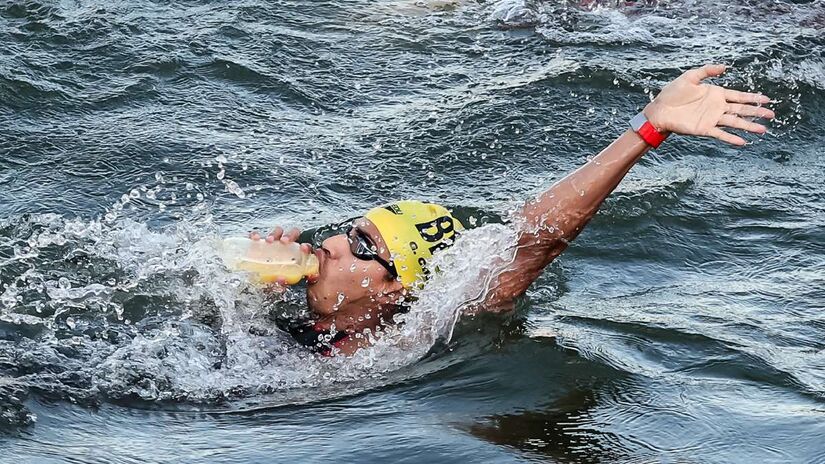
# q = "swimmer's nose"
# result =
<box><xmin>321</xmin><ymin>234</ymin><xmax>348</xmax><ymax>260</ymax></box>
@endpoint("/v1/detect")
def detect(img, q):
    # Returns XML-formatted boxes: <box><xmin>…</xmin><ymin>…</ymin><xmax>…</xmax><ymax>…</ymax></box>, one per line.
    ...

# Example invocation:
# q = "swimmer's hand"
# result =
<box><xmin>248</xmin><ymin>226</ymin><xmax>320</xmax><ymax>291</ymax></box>
<box><xmin>644</xmin><ymin>64</ymin><xmax>775</xmax><ymax>146</ymax></box>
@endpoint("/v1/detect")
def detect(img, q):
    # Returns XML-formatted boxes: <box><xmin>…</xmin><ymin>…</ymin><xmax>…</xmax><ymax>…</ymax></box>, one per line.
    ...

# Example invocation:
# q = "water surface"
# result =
<box><xmin>1</xmin><ymin>0</ymin><xmax>824</xmax><ymax>462</ymax></box>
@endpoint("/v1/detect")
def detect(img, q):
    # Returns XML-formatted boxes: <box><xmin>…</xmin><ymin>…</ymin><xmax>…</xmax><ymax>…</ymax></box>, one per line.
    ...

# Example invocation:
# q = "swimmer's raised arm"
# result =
<box><xmin>481</xmin><ymin>64</ymin><xmax>775</xmax><ymax>307</ymax></box>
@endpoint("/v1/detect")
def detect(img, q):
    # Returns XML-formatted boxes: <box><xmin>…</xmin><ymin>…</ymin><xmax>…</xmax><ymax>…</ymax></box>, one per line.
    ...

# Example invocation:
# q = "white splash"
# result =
<box><xmin>345</xmin><ymin>223</ymin><xmax>520</xmax><ymax>371</ymax></box>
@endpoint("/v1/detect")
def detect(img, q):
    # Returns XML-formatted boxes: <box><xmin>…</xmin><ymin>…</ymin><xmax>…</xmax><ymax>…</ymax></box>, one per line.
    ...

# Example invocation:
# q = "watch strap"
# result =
<box><xmin>630</xmin><ymin>112</ymin><xmax>668</xmax><ymax>148</ymax></box>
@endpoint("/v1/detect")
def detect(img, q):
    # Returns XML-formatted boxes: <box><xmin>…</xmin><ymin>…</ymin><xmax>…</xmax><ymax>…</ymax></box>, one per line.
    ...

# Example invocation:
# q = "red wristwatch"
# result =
<box><xmin>630</xmin><ymin>112</ymin><xmax>668</xmax><ymax>148</ymax></box>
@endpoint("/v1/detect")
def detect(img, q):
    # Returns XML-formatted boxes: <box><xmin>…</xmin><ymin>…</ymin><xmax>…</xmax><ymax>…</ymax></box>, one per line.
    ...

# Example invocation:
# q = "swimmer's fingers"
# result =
<box><xmin>684</xmin><ymin>64</ymin><xmax>727</xmax><ymax>83</ymax></box>
<box><xmin>708</xmin><ymin>127</ymin><xmax>747</xmax><ymax>146</ymax></box>
<box><xmin>725</xmin><ymin>88</ymin><xmax>771</xmax><ymax>105</ymax></box>
<box><xmin>300</xmin><ymin>243</ymin><xmax>313</xmax><ymax>254</ymax></box>
<box><xmin>266</xmin><ymin>226</ymin><xmax>284</xmax><ymax>243</ymax></box>
<box><xmin>719</xmin><ymin>115</ymin><xmax>767</xmax><ymax>134</ymax></box>
<box><xmin>726</xmin><ymin>103</ymin><xmax>775</xmax><ymax>119</ymax></box>
<box><xmin>249</xmin><ymin>231</ymin><xmax>262</xmax><ymax>240</ymax></box>
<box><xmin>281</xmin><ymin>227</ymin><xmax>301</xmax><ymax>243</ymax></box>
<box><xmin>265</xmin><ymin>226</ymin><xmax>304</xmax><ymax>245</ymax></box>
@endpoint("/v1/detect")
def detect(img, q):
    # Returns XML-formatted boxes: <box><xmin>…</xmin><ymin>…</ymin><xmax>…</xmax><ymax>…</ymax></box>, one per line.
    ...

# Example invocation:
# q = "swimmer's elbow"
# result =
<box><xmin>516</xmin><ymin>229</ymin><xmax>569</xmax><ymax>263</ymax></box>
<box><xmin>520</xmin><ymin>209</ymin><xmax>591</xmax><ymax>245</ymax></box>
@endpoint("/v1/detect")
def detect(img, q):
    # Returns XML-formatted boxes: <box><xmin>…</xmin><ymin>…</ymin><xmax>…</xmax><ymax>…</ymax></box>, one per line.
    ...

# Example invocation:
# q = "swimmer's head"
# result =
<box><xmin>365</xmin><ymin>200</ymin><xmax>463</xmax><ymax>288</ymax></box>
<box><xmin>306</xmin><ymin>201</ymin><xmax>462</xmax><ymax>317</ymax></box>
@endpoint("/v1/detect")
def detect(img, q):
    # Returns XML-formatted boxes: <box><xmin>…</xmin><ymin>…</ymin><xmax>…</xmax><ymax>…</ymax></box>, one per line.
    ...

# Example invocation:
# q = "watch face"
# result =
<box><xmin>630</xmin><ymin>112</ymin><xmax>648</xmax><ymax>132</ymax></box>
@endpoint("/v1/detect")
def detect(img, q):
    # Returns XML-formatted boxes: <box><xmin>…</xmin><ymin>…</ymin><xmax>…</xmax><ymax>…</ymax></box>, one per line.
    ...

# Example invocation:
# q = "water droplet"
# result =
<box><xmin>349</xmin><ymin>263</ymin><xmax>357</xmax><ymax>272</ymax></box>
<box><xmin>58</xmin><ymin>277</ymin><xmax>71</xmax><ymax>289</ymax></box>
<box><xmin>66</xmin><ymin>317</ymin><xmax>76</xmax><ymax>330</ymax></box>
<box><xmin>224</xmin><ymin>180</ymin><xmax>246</xmax><ymax>198</ymax></box>
<box><xmin>129</xmin><ymin>189</ymin><xmax>140</xmax><ymax>199</ymax></box>
<box><xmin>361</xmin><ymin>277</ymin><xmax>371</xmax><ymax>287</ymax></box>
<box><xmin>217</xmin><ymin>169</ymin><xmax>226</xmax><ymax>180</ymax></box>
<box><xmin>215</xmin><ymin>154</ymin><xmax>228</xmax><ymax>164</ymax></box>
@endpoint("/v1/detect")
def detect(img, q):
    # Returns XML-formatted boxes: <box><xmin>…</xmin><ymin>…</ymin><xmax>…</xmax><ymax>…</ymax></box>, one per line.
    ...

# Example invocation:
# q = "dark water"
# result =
<box><xmin>1</xmin><ymin>0</ymin><xmax>824</xmax><ymax>462</ymax></box>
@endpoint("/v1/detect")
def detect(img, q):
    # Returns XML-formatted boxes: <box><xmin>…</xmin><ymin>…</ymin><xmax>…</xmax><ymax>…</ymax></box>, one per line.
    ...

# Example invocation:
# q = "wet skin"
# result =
<box><xmin>307</xmin><ymin>217</ymin><xmax>403</xmax><ymax>318</ymax></box>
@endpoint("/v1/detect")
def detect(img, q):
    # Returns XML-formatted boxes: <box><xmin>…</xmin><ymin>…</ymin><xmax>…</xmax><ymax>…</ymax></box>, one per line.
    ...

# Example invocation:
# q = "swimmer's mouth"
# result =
<box><xmin>313</xmin><ymin>247</ymin><xmax>329</xmax><ymax>276</ymax></box>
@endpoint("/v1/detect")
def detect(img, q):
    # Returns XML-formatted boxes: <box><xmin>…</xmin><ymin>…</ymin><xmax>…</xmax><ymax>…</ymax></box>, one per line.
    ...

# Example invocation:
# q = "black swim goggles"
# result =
<box><xmin>344</xmin><ymin>224</ymin><xmax>398</xmax><ymax>279</ymax></box>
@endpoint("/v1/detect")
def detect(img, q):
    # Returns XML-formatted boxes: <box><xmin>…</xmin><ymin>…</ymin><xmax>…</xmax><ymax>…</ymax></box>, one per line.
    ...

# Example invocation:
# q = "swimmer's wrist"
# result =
<box><xmin>642</xmin><ymin>101</ymin><xmax>674</xmax><ymax>136</ymax></box>
<box><xmin>643</xmin><ymin>102</ymin><xmax>666</xmax><ymax>131</ymax></box>
<box><xmin>631</xmin><ymin>107</ymin><xmax>670</xmax><ymax>148</ymax></box>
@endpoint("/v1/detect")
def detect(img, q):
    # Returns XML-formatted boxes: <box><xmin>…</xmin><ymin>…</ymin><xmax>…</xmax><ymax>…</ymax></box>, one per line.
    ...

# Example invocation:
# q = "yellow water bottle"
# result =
<box><xmin>218</xmin><ymin>237</ymin><xmax>319</xmax><ymax>285</ymax></box>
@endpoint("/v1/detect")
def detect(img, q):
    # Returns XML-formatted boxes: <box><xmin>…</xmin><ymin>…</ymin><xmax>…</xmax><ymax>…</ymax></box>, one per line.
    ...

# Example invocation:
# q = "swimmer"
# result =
<box><xmin>255</xmin><ymin>64</ymin><xmax>774</xmax><ymax>356</ymax></box>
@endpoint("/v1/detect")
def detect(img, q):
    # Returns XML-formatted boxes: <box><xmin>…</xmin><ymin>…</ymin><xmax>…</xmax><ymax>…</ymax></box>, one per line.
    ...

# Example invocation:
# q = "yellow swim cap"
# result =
<box><xmin>365</xmin><ymin>200</ymin><xmax>464</xmax><ymax>289</ymax></box>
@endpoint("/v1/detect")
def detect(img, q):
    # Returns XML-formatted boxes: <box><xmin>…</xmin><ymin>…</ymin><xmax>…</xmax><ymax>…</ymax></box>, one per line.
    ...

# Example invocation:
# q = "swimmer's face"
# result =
<box><xmin>307</xmin><ymin>217</ymin><xmax>404</xmax><ymax>316</ymax></box>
